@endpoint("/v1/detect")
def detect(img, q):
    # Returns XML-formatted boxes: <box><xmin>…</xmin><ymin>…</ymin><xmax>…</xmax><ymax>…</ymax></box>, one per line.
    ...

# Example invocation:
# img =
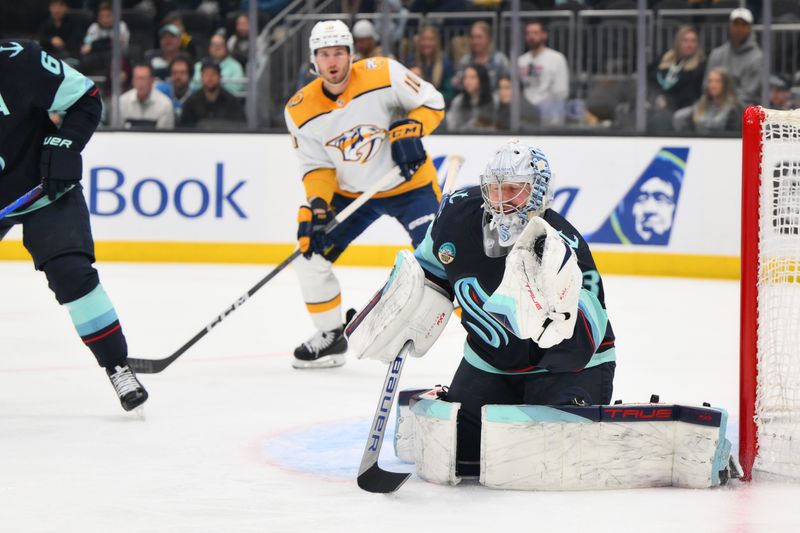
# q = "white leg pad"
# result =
<box><xmin>480</xmin><ymin>404</ymin><xmax>731</xmax><ymax>491</ymax></box>
<box><xmin>412</xmin><ymin>397</ymin><xmax>461</xmax><ymax>486</ymax></box>
<box><xmin>292</xmin><ymin>253</ymin><xmax>342</xmax><ymax>331</ymax></box>
<box><xmin>394</xmin><ymin>389</ymin><xmax>429</xmax><ymax>463</ymax></box>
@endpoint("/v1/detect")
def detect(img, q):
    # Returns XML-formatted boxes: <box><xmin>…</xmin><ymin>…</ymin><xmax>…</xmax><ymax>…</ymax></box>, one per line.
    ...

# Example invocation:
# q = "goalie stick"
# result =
<box><xmin>357</xmin><ymin>154</ymin><xmax>465</xmax><ymax>494</ymax></box>
<box><xmin>127</xmin><ymin>165</ymin><xmax>403</xmax><ymax>374</ymax></box>
<box><xmin>0</xmin><ymin>185</ymin><xmax>43</xmax><ymax>221</ymax></box>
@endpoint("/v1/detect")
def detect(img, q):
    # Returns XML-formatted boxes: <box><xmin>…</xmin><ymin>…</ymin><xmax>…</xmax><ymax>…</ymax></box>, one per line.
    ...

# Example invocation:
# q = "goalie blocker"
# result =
<box><xmin>394</xmin><ymin>389</ymin><xmax>734</xmax><ymax>490</ymax></box>
<box><xmin>345</xmin><ymin>250</ymin><xmax>453</xmax><ymax>363</ymax></box>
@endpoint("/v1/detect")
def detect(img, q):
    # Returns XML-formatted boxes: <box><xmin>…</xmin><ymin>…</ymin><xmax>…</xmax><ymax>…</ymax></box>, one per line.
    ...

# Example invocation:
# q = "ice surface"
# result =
<box><xmin>1</xmin><ymin>261</ymin><xmax>799</xmax><ymax>533</ymax></box>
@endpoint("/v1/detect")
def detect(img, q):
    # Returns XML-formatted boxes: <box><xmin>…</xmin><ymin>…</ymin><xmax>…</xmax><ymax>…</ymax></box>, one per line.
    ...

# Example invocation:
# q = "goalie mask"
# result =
<box><xmin>309</xmin><ymin>20</ymin><xmax>354</xmax><ymax>83</ymax></box>
<box><xmin>480</xmin><ymin>140</ymin><xmax>553</xmax><ymax>257</ymax></box>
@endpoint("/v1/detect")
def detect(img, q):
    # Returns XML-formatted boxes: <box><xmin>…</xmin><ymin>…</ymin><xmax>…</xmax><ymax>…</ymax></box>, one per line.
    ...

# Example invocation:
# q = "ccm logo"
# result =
<box><xmin>606</xmin><ymin>408</ymin><xmax>673</xmax><ymax>419</ymax></box>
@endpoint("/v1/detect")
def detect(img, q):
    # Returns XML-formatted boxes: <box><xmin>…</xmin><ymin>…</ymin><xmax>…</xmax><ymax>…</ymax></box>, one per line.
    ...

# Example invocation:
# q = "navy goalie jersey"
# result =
<box><xmin>0</xmin><ymin>39</ymin><xmax>97</xmax><ymax>208</ymax></box>
<box><xmin>414</xmin><ymin>186</ymin><xmax>616</xmax><ymax>374</ymax></box>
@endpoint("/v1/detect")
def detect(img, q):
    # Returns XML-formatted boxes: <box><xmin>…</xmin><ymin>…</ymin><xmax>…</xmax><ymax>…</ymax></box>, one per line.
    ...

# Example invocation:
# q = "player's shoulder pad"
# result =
<box><xmin>543</xmin><ymin>209</ymin><xmax>586</xmax><ymax>253</ymax></box>
<box><xmin>432</xmin><ymin>185</ymin><xmax>482</xmax><ymax>235</ymax></box>
<box><xmin>349</xmin><ymin>57</ymin><xmax>392</xmax><ymax>96</ymax></box>
<box><xmin>0</xmin><ymin>39</ymin><xmax>38</xmax><ymax>65</ymax></box>
<box><xmin>284</xmin><ymin>77</ymin><xmax>330</xmax><ymax>128</ymax></box>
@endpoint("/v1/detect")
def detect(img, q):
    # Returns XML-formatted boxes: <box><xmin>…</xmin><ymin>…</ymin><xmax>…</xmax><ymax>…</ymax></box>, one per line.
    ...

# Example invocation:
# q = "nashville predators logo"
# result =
<box><xmin>326</xmin><ymin>125</ymin><xmax>386</xmax><ymax>163</ymax></box>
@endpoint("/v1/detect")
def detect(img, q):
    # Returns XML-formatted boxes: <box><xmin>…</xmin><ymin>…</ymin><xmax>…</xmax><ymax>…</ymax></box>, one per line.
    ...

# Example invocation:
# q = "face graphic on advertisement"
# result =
<box><xmin>632</xmin><ymin>176</ymin><xmax>676</xmax><ymax>241</ymax></box>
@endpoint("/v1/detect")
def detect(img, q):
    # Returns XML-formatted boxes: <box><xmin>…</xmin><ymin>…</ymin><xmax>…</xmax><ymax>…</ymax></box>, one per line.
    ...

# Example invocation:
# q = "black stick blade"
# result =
<box><xmin>357</xmin><ymin>464</ymin><xmax>410</xmax><ymax>494</ymax></box>
<box><xmin>127</xmin><ymin>357</ymin><xmax>167</xmax><ymax>374</ymax></box>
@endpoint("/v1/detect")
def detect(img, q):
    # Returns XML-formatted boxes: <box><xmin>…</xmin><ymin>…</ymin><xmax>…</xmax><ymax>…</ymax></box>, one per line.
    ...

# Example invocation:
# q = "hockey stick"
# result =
<box><xmin>357</xmin><ymin>341</ymin><xmax>413</xmax><ymax>493</ymax></box>
<box><xmin>127</xmin><ymin>166</ymin><xmax>402</xmax><ymax>374</ymax></box>
<box><xmin>0</xmin><ymin>185</ymin><xmax>43</xmax><ymax>221</ymax></box>
<box><xmin>357</xmin><ymin>154</ymin><xmax>465</xmax><ymax>494</ymax></box>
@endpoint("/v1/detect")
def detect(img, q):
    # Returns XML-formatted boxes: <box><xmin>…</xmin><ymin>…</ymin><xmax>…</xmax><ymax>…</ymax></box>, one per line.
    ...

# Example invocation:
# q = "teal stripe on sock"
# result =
<box><xmin>65</xmin><ymin>284</ymin><xmax>118</xmax><ymax>336</ymax></box>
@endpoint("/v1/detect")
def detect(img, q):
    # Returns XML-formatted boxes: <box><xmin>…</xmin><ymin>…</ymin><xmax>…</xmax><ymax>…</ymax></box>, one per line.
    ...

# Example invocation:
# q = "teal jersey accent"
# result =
<box><xmin>482</xmin><ymin>292</ymin><xmax>523</xmax><ymax>339</ymax></box>
<box><xmin>455</xmin><ymin>278</ymin><xmax>509</xmax><ymax>348</ymax></box>
<box><xmin>464</xmin><ymin>341</ymin><xmax>616</xmax><ymax>375</ymax></box>
<box><xmin>64</xmin><ymin>284</ymin><xmax>118</xmax><ymax>336</ymax></box>
<box><xmin>577</xmin><ymin>288</ymin><xmax>609</xmax><ymax>350</ymax></box>
<box><xmin>49</xmin><ymin>61</ymin><xmax>94</xmax><ymax>113</ymax></box>
<box><xmin>413</xmin><ymin>223</ymin><xmax>448</xmax><ymax>280</ymax></box>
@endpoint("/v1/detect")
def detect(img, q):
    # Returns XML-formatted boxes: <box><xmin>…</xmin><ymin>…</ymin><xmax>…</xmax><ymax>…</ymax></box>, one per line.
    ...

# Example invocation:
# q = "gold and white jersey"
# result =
<box><xmin>285</xmin><ymin>57</ymin><xmax>445</xmax><ymax>202</ymax></box>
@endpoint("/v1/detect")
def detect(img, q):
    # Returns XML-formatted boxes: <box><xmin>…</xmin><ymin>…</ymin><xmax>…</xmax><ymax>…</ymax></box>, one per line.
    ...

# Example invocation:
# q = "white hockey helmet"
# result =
<box><xmin>309</xmin><ymin>20</ymin><xmax>354</xmax><ymax>76</ymax></box>
<box><xmin>480</xmin><ymin>140</ymin><xmax>554</xmax><ymax>257</ymax></box>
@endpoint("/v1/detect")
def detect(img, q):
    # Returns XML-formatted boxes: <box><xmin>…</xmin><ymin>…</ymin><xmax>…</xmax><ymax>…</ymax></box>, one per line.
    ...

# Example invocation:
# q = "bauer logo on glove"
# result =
<box><xmin>483</xmin><ymin>217</ymin><xmax>582</xmax><ymax>348</ymax></box>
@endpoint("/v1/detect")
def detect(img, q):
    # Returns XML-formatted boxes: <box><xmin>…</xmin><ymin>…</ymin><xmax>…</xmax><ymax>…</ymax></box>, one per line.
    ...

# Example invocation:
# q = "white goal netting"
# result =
<box><xmin>755</xmin><ymin>108</ymin><xmax>800</xmax><ymax>478</ymax></box>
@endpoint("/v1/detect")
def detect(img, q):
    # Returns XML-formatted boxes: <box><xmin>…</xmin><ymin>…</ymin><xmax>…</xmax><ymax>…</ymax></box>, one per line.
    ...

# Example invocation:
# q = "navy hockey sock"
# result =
<box><xmin>64</xmin><ymin>284</ymin><xmax>128</xmax><ymax>368</ymax></box>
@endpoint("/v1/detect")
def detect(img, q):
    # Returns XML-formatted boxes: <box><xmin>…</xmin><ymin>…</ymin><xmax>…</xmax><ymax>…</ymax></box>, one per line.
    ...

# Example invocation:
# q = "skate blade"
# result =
<box><xmin>132</xmin><ymin>406</ymin><xmax>146</xmax><ymax>421</ymax></box>
<box><xmin>291</xmin><ymin>354</ymin><xmax>346</xmax><ymax>369</ymax></box>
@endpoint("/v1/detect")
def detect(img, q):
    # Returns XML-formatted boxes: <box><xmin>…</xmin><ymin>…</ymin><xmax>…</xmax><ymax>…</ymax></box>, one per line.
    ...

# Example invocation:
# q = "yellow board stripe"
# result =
<box><xmin>0</xmin><ymin>240</ymin><xmax>740</xmax><ymax>279</ymax></box>
<box><xmin>306</xmin><ymin>294</ymin><xmax>341</xmax><ymax>313</ymax></box>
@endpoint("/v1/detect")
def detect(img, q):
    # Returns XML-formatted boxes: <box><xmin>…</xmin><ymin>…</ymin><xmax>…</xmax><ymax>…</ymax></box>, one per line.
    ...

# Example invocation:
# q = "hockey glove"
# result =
<box><xmin>483</xmin><ymin>217</ymin><xmax>582</xmax><ymax>348</ymax></box>
<box><xmin>40</xmin><ymin>136</ymin><xmax>83</xmax><ymax>200</ymax></box>
<box><xmin>297</xmin><ymin>198</ymin><xmax>335</xmax><ymax>259</ymax></box>
<box><xmin>388</xmin><ymin>119</ymin><xmax>426</xmax><ymax>180</ymax></box>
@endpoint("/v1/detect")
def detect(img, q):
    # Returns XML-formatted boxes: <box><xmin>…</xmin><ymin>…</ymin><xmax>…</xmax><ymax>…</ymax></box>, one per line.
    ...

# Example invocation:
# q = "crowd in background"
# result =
<box><xmin>0</xmin><ymin>0</ymin><xmax>793</xmax><ymax>133</ymax></box>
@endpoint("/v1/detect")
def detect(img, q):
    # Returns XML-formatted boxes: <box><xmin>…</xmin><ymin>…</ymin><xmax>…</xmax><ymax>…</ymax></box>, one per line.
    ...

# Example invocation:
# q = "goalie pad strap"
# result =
<box><xmin>480</xmin><ymin>404</ymin><xmax>731</xmax><ymax>490</ymax></box>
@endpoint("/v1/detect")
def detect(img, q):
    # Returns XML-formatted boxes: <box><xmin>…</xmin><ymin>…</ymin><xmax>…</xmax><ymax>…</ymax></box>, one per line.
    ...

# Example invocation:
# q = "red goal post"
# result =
<box><xmin>740</xmin><ymin>106</ymin><xmax>800</xmax><ymax>481</ymax></box>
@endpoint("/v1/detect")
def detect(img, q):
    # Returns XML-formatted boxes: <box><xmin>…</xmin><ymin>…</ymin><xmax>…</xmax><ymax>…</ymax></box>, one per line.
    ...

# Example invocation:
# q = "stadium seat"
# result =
<box><xmin>122</xmin><ymin>9</ymin><xmax>155</xmax><ymax>62</ymax></box>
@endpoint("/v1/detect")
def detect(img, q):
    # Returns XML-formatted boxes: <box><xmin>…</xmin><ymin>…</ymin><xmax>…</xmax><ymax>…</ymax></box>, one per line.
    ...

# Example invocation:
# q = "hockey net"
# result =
<box><xmin>741</xmin><ymin>106</ymin><xmax>800</xmax><ymax>481</ymax></box>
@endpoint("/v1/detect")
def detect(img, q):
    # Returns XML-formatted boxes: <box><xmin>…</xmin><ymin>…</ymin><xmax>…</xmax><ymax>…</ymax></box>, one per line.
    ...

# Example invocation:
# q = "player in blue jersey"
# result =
<box><xmin>0</xmin><ymin>39</ymin><xmax>147</xmax><ymax>411</ymax></box>
<box><xmin>349</xmin><ymin>140</ymin><xmax>615</xmax><ymax>475</ymax></box>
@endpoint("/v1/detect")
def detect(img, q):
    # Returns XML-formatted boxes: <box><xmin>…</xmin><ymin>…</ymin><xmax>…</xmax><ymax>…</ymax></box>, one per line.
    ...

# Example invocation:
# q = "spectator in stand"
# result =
<box><xmin>446</xmin><ymin>64</ymin><xmax>496</xmax><ymax>132</ymax></box>
<box><xmin>157</xmin><ymin>55</ymin><xmax>194</xmax><ymax>120</ymax></box>
<box><xmin>192</xmin><ymin>34</ymin><xmax>245</xmax><ymax>94</ymax></box>
<box><xmin>492</xmin><ymin>73</ymin><xmax>540</xmax><ymax>132</ymax></box>
<box><xmin>673</xmin><ymin>67</ymin><xmax>743</xmax><ymax>133</ymax></box>
<box><xmin>120</xmin><ymin>63</ymin><xmax>176</xmax><ymax>129</ymax></box>
<box><xmin>162</xmin><ymin>13</ymin><xmax>199</xmax><ymax>60</ymax></box>
<box><xmin>227</xmin><ymin>13</ymin><xmax>250</xmax><ymax>67</ymax></box>
<box><xmin>404</xmin><ymin>24</ymin><xmax>454</xmax><ymax>105</ymax></box>
<box><xmin>517</xmin><ymin>20</ymin><xmax>569</xmax><ymax>127</ymax></box>
<box><xmin>453</xmin><ymin>21</ymin><xmax>509</xmax><ymax>93</ymax></box>
<box><xmin>80</xmin><ymin>1</ymin><xmax>130</xmax><ymax>75</ymax></box>
<box><xmin>39</xmin><ymin>0</ymin><xmax>82</xmax><ymax>64</ymax></box>
<box><xmin>494</xmin><ymin>74</ymin><xmax>512</xmax><ymax>131</ymax></box>
<box><xmin>180</xmin><ymin>59</ymin><xmax>245</xmax><ymax>128</ymax></box>
<box><xmin>769</xmin><ymin>75</ymin><xmax>793</xmax><ymax>110</ymax></box>
<box><xmin>352</xmin><ymin>20</ymin><xmax>389</xmax><ymax>61</ymax></box>
<box><xmin>705</xmin><ymin>8</ymin><xmax>762</xmax><ymax>106</ymax></box>
<box><xmin>146</xmin><ymin>24</ymin><xmax>185</xmax><ymax>81</ymax></box>
<box><xmin>649</xmin><ymin>25</ymin><xmax>706</xmax><ymax>130</ymax></box>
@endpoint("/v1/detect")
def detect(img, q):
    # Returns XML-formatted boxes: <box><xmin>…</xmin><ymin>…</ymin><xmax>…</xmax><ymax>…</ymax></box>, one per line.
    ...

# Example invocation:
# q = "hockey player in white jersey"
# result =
<box><xmin>284</xmin><ymin>20</ymin><xmax>446</xmax><ymax>369</ymax></box>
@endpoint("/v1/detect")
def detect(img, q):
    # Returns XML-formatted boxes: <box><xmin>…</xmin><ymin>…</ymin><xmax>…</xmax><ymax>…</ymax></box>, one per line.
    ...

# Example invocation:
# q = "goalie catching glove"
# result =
<box><xmin>484</xmin><ymin>216</ymin><xmax>582</xmax><ymax>348</ymax></box>
<box><xmin>345</xmin><ymin>250</ymin><xmax>453</xmax><ymax>363</ymax></box>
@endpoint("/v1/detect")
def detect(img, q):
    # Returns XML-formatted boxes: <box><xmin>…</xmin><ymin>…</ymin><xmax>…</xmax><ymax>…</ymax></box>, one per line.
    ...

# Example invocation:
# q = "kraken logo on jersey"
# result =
<box><xmin>454</xmin><ymin>278</ymin><xmax>509</xmax><ymax>348</ymax></box>
<box><xmin>326</xmin><ymin>124</ymin><xmax>387</xmax><ymax>163</ymax></box>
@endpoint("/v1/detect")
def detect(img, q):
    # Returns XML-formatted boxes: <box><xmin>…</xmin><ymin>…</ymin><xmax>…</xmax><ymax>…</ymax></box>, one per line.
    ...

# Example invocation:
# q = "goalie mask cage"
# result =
<box><xmin>741</xmin><ymin>106</ymin><xmax>800</xmax><ymax>481</ymax></box>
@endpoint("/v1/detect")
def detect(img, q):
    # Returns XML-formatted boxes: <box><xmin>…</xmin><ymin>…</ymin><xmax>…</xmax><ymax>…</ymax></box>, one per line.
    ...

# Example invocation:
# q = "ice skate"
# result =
<box><xmin>106</xmin><ymin>364</ymin><xmax>149</xmax><ymax>411</ymax></box>
<box><xmin>292</xmin><ymin>327</ymin><xmax>347</xmax><ymax>369</ymax></box>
